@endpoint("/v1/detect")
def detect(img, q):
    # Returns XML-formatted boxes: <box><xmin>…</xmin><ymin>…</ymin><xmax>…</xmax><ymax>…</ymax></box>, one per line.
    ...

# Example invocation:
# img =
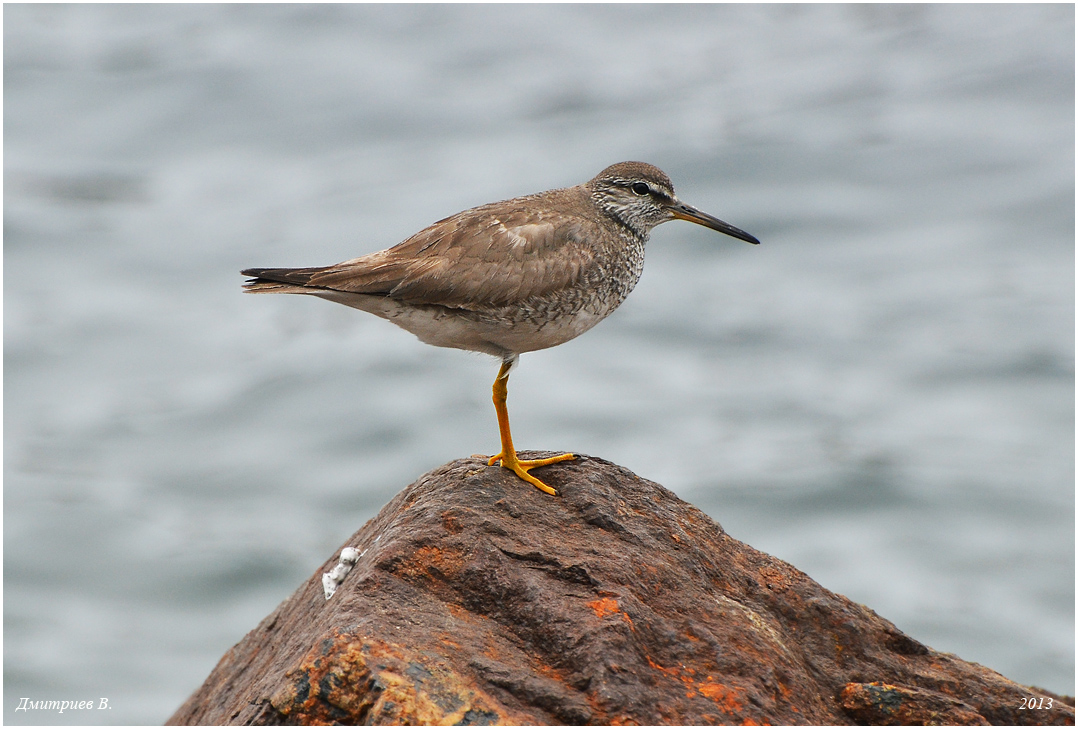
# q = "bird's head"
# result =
<box><xmin>587</xmin><ymin>161</ymin><xmax>759</xmax><ymax>245</ymax></box>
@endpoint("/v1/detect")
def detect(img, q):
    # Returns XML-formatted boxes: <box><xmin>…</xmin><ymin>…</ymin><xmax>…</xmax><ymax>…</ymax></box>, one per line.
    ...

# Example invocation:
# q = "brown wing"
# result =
<box><xmin>256</xmin><ymin>190</ymin><xmax>601</xmax><ymax>310</ymax></box>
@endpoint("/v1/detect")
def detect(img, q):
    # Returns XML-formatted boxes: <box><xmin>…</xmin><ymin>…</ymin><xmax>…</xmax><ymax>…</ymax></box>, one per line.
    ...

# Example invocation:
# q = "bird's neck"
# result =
<box><xmin>591</xmin><ymin>198</ymin><xmax>652</xmax><ymax>241</ymax></box>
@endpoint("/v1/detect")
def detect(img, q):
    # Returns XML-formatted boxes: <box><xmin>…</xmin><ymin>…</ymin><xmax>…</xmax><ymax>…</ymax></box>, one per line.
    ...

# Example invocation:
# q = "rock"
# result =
<box><xmin>168</xmin><ymin>454</ymin><xmax>1074</xmax><ymax>726</ymax></box>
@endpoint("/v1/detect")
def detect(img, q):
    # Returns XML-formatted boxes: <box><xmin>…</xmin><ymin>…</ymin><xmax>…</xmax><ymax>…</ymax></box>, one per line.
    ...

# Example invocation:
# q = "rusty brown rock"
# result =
<box><xmin>169</xmin><ymin>454</ymin><xmax>1074</xmax><ymax>726</ymax></box>
<box><xmin>840</xmin><ymin>682</ymin><xmax>992</xmax><ymax>725</ymax></box>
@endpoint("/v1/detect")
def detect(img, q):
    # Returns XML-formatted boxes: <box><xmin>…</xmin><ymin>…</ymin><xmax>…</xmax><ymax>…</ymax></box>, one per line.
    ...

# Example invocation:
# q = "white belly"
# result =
<box><xmin>313</xmin><ymin>290</ymin><xmax>611</xmax><ymax>359</ymax></box>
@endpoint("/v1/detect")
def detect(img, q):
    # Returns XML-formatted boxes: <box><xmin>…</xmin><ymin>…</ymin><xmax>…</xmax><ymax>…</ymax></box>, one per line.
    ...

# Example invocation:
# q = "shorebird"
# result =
<box><xmin>242</xmin><ymin>162</ymin><xmax>759</xmax><ymax>495</ymax></box>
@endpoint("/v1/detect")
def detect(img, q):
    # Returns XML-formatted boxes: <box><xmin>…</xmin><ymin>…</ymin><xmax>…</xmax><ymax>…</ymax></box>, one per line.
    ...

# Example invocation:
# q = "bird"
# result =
<box><xmin>242</xmin><ymin>161</ymin><xmax>759</xmax><ymax>496</ymax></box>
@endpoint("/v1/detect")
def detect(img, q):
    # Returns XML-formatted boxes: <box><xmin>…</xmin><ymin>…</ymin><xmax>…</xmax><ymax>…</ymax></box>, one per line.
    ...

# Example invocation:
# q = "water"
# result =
<box><xmin>4</xmin><ymin>5</ymin><xmax>1073</xmax><ymax>724</ymax></box>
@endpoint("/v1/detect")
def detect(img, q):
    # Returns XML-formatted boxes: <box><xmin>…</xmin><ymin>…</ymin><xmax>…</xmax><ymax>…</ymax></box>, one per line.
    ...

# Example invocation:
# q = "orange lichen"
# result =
<box><xmin>645</xmin><ymin>655</ymin><xmax>676</xmax><ymax>678</ymax></box>
<box><xmin>588</xmin><ymin>597</ymin><xmax>621</xmax><ymax>619</ymax></box>
<box><xmin>698</xmin><ymin>681</ymin><xmax>745</xmax><ymax>713</ymax></box>
<box><xmin>642</xmin><ymin>658</ymin><xmax>751</xmax><ymax>720</ymax></box>
<box><xmin>587</xmin><ymin>597</ymin><xmax>636</xmax><ymax>632</ymax></box>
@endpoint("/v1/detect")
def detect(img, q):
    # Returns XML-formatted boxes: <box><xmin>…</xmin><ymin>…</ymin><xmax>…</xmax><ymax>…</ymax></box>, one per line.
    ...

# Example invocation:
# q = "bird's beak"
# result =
<box><xmin>667</xmin><ymin>201</ymin><xmax>760</xmax><ymax>245</ymax></box>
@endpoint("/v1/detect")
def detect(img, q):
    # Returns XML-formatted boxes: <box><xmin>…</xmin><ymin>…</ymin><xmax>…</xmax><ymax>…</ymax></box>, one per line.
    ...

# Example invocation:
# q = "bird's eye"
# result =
<box><xmin>631</xmin><ymin>182</ymin><xmax>650</xmax><ymax>196</ymax></box>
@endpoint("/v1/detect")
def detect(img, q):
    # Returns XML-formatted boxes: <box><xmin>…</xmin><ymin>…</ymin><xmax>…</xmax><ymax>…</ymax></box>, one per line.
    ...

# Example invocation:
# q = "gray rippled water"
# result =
<box><xmin>4</xmin><ymin>4</ymin><xmax>1073</xmax><ymax>724</ymax></box>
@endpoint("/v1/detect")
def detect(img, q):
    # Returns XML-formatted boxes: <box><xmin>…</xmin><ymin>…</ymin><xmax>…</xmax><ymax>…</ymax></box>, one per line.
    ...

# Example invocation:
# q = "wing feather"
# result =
<box><xmin>283</xmin><ymin>189</ymin><xmax>602</xmax><ymax>310</ymax></box>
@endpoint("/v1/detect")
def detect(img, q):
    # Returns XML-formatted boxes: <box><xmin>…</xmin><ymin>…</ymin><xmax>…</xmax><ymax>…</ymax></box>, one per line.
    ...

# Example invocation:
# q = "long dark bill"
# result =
<box><xmin>668</xmin><ymin>202</ymin><xmax>760</xmax><ymax>245</ymax></box>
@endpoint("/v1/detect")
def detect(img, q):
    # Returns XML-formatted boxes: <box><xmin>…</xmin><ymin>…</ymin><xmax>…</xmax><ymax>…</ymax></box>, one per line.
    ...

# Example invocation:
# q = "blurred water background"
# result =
<box><xmin>4</xmin><ymin>4</ymin><xmax>1074</xmax><ymax>724</ymax></box>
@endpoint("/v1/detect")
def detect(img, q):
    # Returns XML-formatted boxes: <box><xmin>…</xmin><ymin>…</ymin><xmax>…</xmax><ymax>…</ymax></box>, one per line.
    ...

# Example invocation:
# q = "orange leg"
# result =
<box><xmin>487</xmin><ymin>358</ymin><xmax>574</xmax><ymax>495</ymax></box>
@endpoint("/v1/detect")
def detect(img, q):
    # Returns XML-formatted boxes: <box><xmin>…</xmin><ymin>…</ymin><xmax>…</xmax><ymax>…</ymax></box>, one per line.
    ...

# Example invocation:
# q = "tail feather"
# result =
<box><xmin>241</xmin><ymin>263</ymin><xmax>398</xmax><ymax>298</ymax></box>
<box><xmin>242</xmin><ymin>266</ymin><xmax>343</xmax><ymax>296</ymax></box>
<box><xmin>241</xmin><ymin>266</ymin><xmax>329</xmax><ymax>287</ymax></box>
<box><xmin>242</xmin><ymin>280</ymin><xmax>312</xmax><ymax>294</ymax></box>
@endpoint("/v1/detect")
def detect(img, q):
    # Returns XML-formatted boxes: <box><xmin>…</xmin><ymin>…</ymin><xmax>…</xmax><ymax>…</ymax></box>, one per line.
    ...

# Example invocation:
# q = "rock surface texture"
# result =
<box><xmin>169</xmin><ymin>454</ymin><xmax>1074</xmax><ymax>725</ymax></box>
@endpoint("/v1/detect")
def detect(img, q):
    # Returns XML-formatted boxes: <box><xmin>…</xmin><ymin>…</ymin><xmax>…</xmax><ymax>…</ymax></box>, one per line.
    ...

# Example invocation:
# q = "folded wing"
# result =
<box><xmin>244</xmin><ymin>198</ymin><xmax>600</xmax><ymax>310</ymax></box>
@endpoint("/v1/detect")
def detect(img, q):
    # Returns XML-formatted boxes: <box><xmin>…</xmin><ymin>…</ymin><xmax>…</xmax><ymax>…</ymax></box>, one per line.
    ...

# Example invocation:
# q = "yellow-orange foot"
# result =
<box><xmin>488</xmin><ymin>451</ymin><xmax>575</xmax><ymax>496</ymax></box>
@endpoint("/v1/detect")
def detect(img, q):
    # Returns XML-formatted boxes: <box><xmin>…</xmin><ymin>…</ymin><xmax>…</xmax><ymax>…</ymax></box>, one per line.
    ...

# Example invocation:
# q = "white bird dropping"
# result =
<box><xmin>322</xmin><ymin>546</ymin><xmax>363</xmax><ymax>600</ymax></box>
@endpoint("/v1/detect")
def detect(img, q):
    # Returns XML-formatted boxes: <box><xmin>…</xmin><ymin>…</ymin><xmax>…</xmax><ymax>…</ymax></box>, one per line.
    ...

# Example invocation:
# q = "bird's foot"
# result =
<box><xmin>487</xmin><ymin>451</ymin><xmax>575</xmax><ymax>496</ymax></box>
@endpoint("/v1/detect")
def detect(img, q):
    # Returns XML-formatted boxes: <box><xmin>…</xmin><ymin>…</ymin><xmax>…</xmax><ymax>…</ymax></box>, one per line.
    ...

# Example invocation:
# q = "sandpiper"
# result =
<box><xmin>243</xmin><ymin>162</ymin><xmax>759</xmax><ymax>495</ymax></box>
